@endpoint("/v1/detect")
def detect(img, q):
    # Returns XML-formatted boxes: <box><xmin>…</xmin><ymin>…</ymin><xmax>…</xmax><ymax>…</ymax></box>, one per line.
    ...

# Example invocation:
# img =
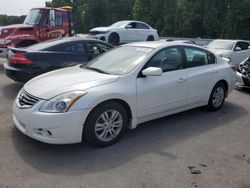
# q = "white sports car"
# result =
<box><xmin>207</xmin><ymin>39</ymin><xmax>250</xmax><ymax>67</ymax></box>
<box><xmin>89</xmin><ymin>20</ymin><xmax>159</xmax><ymax>46</ymax></box>
<box><xmin>13</xmin><ymin>42</ymin><xmax>235</xmax><ymax>147</ymax></box>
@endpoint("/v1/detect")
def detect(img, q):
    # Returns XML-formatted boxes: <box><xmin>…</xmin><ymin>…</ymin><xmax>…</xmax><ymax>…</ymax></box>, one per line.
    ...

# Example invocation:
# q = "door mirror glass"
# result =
<box><xmin>142</xmin><ymin>67</ymin><xmax>162</xmax><ymax>76</ymax></box>
<box><xmin>235</xmin><ymin>46</ymin><xmax>242</xmax><ymax>51</ymax></box>
<box><xmin>126</xmin><ymin>25</ymin><xmax>132</xmax><ymax>29</ymax></box>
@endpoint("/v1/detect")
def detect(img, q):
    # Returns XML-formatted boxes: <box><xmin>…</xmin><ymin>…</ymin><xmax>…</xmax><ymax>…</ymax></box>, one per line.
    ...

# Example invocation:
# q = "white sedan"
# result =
<box><xmin>13</xmin><ymin>42</ymin><xmax>236</xmax><ymax>147</ymax></box>
<box><xmin>207</xmin><ymin>39</ymin><xmax>250</xmax><ymax>67</ymax></box>
<box><xmin>89</xmin><ymin>20</ymin><xmax>159</xmax><ymax>46</ymax></box>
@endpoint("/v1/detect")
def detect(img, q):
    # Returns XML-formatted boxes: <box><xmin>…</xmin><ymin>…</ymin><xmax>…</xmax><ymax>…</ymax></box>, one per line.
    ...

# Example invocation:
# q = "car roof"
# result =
<box><xmin>25</xmin><ymin>37</ymin><xmax>113</xmax><ymax>51</ymax></box>
<box><xmin>123</xmin><ymin>41</ymin><xmax>200</xmax><ymax>49</ymax></box>
<box><xmin>212</xmin><ymin>39</ymin><xmax>249</xmax><ymax>43</ymax></box>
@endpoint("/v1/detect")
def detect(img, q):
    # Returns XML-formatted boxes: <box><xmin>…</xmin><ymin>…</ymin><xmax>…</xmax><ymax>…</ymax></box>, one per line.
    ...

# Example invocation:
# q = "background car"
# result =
<box><xmin>236</xmin><ymin>57</ymin><xmax>250</xmax><ymax>88</ymax></box>
<box><xmin>13</xmin><ymin>42</ymin><xmax>235</xmax><ymax>147</ymax></box>
<box><xmin>4</xmin><ymin>37</ymin><xmax>114</xmax><ymax>82</ymax></box>
<box><xmin>207</xmin><ymin>39</ymin><xmax>250</xmax><ymax>67</ymax></box>
<box><xmin>89</xmin><ymin>20</ymin><xmax>159</xmax><ymax>46</ymax></box>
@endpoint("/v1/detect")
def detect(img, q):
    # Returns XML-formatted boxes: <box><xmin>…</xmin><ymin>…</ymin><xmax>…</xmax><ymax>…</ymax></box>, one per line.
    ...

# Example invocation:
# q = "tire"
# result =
<box><xmin>207</xmin><ymin>82</ymin><xmax>226</xmax><ymax>111</ymax></box>
<box><xmin>147</xmin><ymin>35</ymin><xmax>154</xmax><ymax>41</ymax></box>
<box><xmin>83</xmin><ymin>102</ymin><xmax>128</xmax><ymax>147</ymax></box>
<box><xmin>108</xmin><ymin>33</ymin><xmax>120</xmax><ymax>46</ymax></box>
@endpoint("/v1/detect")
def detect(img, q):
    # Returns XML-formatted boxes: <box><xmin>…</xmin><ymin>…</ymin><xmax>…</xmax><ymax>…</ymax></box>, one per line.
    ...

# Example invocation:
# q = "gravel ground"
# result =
<box><xmin>0</xmin><ymin>59</ymin><xmax>249</xmax><ymax>188</ymax></box>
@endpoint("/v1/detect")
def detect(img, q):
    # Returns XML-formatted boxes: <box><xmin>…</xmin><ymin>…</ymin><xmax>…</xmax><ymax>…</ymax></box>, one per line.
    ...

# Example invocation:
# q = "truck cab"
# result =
<box><xmin>0</xmin><ymin>7</ymin><xmax>73</xmax><ymax>57</ymax></box>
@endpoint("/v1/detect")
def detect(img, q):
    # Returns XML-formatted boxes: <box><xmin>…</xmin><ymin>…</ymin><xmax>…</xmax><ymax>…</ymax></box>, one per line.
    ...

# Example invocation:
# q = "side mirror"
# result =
<box><xmin>142</xmin><ymin>67</ymin><xmax>162</xmax><ymax>77</ymax></box>
<box><xmin>235</xmin><ymin>47</ymin><xmax>242</xmax><ymax>51</ymax></box>
<box><xmin>125</xmin><ymin>25</ymin><xmax>132</xmax><ymax>29</ymax></box>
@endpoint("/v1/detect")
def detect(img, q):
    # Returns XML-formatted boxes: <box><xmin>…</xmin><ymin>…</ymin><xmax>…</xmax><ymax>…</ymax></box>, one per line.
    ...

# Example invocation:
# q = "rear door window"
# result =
<box><xmin>136</xmin><ymin>23</ymin><xmax>150</xmax><ymax>29</ymax></box>
<box><xmin>48</xmin><ymin>41</ymin><xmax>86</xmax><ymax>54</ymax></box>
<box><xmin>184</xmin><ymin>47</ymin><xmax>215</xmax><ymax>68</ymax></box>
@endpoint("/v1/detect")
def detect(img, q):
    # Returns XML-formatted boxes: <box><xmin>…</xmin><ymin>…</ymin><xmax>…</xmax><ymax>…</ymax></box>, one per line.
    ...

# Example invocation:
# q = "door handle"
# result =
<box><xmin>177</xmin><ymin>77</ymin><xmax>186</xmax><ymax>83</ymax></box>
<box><xmin>211</xmin><ymin>69</ymin><xmax>218</xmax><ymax>73</ymax></box>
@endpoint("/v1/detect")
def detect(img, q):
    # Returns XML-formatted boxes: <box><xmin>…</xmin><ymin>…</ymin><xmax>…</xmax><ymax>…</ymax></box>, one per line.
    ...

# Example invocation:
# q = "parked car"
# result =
<box><xmin>236</xmin><ymin>57</ymin><xmax>250</xmax><ymax>87</ymax></box>
<box><xmin>4</xmin><ymin>37</ymin><xmax>114</xmax><ymax>82</ymax></box>
<box><xmin>207</xmin><ymin>39</ymin><xmax>250</xmax><ymax>67</ymax></box>
<box><xmin>89</xmin><ymin>20</ymin><xmax>159</xmax><ymax>46</ymax></box>
<box><xmin>164</xmin><ymin>39</ymin><xmax>197</xmax><ymax>45</ymax></box>
<box><xmin>13</xmin><ymin>41</ymin><xmax>236</xmax><ymax>147</ymax></box>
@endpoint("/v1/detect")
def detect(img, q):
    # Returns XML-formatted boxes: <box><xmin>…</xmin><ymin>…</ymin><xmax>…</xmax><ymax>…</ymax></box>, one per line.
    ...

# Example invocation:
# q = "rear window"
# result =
<box><xmin>26</xmin><ymin>38</ymin><xmax>69</xmax><ymax>51</ymax></box>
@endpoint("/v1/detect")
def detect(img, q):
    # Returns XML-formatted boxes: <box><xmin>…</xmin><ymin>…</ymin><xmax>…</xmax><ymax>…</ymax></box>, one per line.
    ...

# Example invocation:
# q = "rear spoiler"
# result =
<box><xmin>8</xmin><ymin>47</ymin><xmax>27</xmax><ymax>54</ymax></box>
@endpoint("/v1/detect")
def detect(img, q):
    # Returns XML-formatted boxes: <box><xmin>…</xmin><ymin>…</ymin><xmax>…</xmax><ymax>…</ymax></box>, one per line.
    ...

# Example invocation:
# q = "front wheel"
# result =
<box><xmin>83</xmin><ymin>102</ymin><xmax>128</xmax><ymax>147</ymax></box>
<box><xmin>108</xmin><ymin>33</ymin><xmax>120</xmax><ymax>46</ymax></box>
<box><xmin>207</xmin><ymin>82</ymin><xmax>226</xmax><ymax>111</ymax></box>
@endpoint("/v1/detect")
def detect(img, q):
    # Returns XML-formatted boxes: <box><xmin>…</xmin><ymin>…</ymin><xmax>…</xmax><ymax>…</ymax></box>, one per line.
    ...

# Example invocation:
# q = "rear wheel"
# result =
<box><xmin>83</xmin><ymin>102</ymin><xmax>128</xmax><ymax>147</ymax></box>
<box><xmin>207</xmin><ymin>82</ymin><xmax>226</xmax><ymax>111</ymax></box>
<box><xmin>108</xmin><ymin>33</ymin><xmax>120</xmax><ymax>46</ymax></box>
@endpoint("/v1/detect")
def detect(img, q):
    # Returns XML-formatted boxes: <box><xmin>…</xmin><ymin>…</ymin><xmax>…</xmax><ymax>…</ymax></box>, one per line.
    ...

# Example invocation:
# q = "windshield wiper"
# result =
<box><xmin>85</xmin><ymin>67</ymin><xmax>110</xmax><ymax>74</ymax></box>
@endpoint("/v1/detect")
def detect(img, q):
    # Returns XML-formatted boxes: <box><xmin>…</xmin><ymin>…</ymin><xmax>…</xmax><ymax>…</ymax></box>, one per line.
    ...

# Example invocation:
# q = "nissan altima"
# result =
<box><xmin>13</xmin><ymin>41</ymin><xmax>236</xmax><ymax>147</ymax></box>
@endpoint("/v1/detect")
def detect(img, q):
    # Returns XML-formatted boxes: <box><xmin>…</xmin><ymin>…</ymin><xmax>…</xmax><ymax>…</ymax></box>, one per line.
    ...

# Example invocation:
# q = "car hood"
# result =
<box><xmin>24</xmin><ymin>66</ymin><xmax>119</xmax><ymax>100</ymax></box>
<box><xmin>209</xmin><ymin>49</ymin><xmax>231</xmax><ymax>56</ymax></box>
<box><xmin>90</xmin><ymin>27</ymin><xmax>111</xmax><ymax>32</ymax></box>
<box><xmin>0</xmin><ymin>24</ymin><xmax>34</xmax><ymax>39</ymax></box>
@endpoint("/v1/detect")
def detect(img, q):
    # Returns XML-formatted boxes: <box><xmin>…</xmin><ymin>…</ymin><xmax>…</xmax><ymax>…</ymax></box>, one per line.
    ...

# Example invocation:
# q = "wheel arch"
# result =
<box><xmin>86</xmin><ymin>98</ymin><xmax>133</xmax><ymax>127</ymax></box>
<box><xmin>215</xmin><ymin>79</ymin><xmax>229</xmax><ymax>97</ymax></box>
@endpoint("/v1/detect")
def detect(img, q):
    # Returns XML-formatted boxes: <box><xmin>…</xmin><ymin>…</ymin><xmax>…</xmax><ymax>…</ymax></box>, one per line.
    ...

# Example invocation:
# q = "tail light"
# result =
<box><xmin>9</xmin><ymin>53</ymin><xmax>33</xmax><ymax>65</ymax></box>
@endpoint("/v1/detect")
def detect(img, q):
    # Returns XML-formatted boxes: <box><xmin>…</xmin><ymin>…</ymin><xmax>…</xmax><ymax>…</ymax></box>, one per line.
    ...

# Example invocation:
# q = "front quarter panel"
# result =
<box><xmin>69</xmin><ymin>76</ymin><xmax>137</xmax><ymax>128</ymax></box>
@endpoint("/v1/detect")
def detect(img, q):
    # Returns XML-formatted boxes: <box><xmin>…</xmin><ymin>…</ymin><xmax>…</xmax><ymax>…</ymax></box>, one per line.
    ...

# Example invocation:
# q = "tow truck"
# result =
<box><xmin>0</xmin><ymin>6</ymin><xmax>74</xmax><ymax>57</ymax></box>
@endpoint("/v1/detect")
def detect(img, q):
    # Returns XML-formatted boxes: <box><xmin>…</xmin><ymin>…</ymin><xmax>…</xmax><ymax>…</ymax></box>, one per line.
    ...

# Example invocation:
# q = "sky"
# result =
<box><xmin>0</xmin><ymin>0</ymin><xmax>48</xmax><ymax>16</ymax></box>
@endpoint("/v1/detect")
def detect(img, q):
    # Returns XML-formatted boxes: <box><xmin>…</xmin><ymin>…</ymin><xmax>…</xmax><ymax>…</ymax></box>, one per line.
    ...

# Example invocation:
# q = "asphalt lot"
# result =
<box><xmin>0</xmin><ymin>58</ymin><xmax>249</xmax><ymax>188</ymax></box>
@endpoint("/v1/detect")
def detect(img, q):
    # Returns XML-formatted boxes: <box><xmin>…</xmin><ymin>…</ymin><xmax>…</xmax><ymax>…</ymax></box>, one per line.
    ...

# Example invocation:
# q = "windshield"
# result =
<box><xmin>24</xmin><ymin>9</ymin><xmax>43</xmax><ymax>25</ymax></box>
<box><xmin>85</xmin><ymin>46</ymin><xmax>153</xmax><ymax>75</ymax></box>
<box><xmin>111</xmin><ymin>21</ymin><xmax>130</xmax><ymax>28</ymax></box>
<box><xmin>207</xmin><ymin>40</ymin><xmax>235</xmax><ymax>50</ymax></box>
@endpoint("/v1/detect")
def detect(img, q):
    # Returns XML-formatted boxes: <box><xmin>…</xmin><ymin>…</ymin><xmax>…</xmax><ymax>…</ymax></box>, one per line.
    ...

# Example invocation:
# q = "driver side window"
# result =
<box><xmin>145</xmin><ymin>47</ymin><xmax>182</xmax><ymax>72</ymax></box>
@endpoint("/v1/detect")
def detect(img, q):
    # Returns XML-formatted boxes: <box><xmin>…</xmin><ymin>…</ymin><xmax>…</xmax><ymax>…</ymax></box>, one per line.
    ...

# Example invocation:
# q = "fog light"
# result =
<box><xmin>37</xmin><ymin>129</ymin><xmax>52</xmax><ymax>137</ymax></box>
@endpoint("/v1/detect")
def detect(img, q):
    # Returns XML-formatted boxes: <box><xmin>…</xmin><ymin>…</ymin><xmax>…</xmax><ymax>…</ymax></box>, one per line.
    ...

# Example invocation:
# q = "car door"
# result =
<box><xmin>136</xmin><ymin>46</ymin><xmax>188</xmax><ymax>119</ymax></box>
<box><xmin>39</xmin><ymin>10</ymin><xmax>65</xmax><ymax>42</ymax></box>
<box><xmin>182</xmin><ymin>46</ymin><xmax>218</xmax><ymax>106</ymax></box>
<box><xmin>135</xmin><ymin>22</ymin><xmax>151</xmax><ymax>41</ymax></box>
<box><xmin>124</xmin><ymin>22</ymin><xmax>138</xmax><ymax>42</ymax></box>
<box><xmin>231</xmin><ymin>41</ymin><xmax>250</xmax><ymax>66</ymax></box>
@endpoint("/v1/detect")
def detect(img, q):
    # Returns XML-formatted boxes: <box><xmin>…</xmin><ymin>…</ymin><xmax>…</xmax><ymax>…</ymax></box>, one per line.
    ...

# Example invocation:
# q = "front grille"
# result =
<box><xmin>17</xmin><ymin>90</ymin><xmax>40</xmax><ymax>108</ymax></box>
<box><xmin>89</xmin><ymin>31</ymin><xmax>103</xmax><ymax>35</ymax></box>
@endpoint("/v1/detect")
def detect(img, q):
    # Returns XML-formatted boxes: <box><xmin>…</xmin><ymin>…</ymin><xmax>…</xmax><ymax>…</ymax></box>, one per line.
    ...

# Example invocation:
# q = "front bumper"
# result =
<box><xmin>13</xmin><ymin>100</ymin><xmax>92</xmax><ymax>144</ymax></box>
<box><xmin>0</xmin><ymin>47</ymin><xmax>8</xmax><ymax>58</ymax></box>
<box><xmin>236</xmin><ymin>71</ymin><xmax>250</xmax><ymax>87</ymax></box>
<box><xmin>88</xmin><ymin>34</ymin><xmax>107</xmax><ymax>42</ymax></box>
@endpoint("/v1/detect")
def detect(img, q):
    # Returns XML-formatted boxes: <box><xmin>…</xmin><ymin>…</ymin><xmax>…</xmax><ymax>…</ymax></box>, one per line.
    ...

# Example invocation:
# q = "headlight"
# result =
<box><xmin>39</xmin><ymin>91</ymin><xmax>87</xmax><ymax>113</ymax></box>
<box><xmin>0</xmin><ymin>39</ymin><xmax>11</xmax><ymax>45</ymax></box>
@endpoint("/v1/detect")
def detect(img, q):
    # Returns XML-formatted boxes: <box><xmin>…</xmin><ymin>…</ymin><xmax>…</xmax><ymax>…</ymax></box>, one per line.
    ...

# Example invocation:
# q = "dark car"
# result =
<box><xmin>4</xmin><ymin>37</ymin><xmax>114</xmax><ymax>82</ymax></box>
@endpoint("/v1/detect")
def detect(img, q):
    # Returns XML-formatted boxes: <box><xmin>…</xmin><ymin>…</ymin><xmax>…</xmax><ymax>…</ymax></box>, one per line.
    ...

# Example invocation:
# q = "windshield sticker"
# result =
<box><xmin>135</xmin><ymin>48</ymin><xmax>152</xmax><ymax>53</ymax></box>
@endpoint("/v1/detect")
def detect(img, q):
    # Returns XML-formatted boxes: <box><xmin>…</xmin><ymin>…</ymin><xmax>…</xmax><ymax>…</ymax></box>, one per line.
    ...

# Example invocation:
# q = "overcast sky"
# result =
<box><xmin>0</xmin><ymin>0</ymin><xmax>48</xmax><ymax>16</ymax></box>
